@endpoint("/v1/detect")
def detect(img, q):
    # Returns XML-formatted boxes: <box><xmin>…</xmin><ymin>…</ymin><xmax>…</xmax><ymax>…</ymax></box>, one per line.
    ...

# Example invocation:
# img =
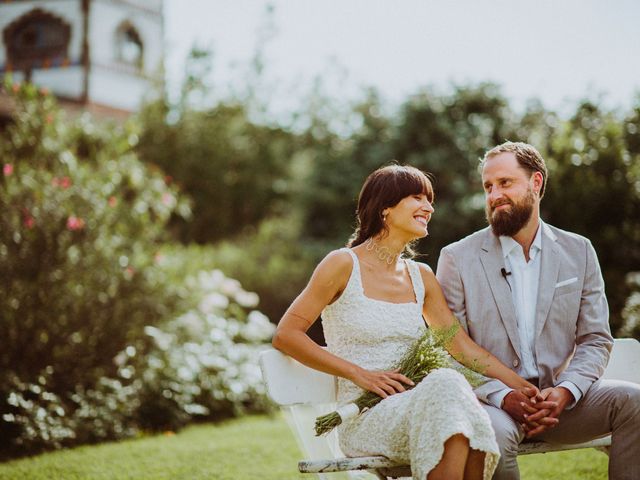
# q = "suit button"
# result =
<box><xmin>512</xmin><ymin>359</ymin><xmax>519</xmax><ymax>368</ymax></box>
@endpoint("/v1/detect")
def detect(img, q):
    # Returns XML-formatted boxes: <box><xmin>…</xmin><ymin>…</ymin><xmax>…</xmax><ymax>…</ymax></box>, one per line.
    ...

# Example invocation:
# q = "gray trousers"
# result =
<box><xmin>483</xmin><ymin>379</ymin><xmax>640</xmax><ymax>480</ymax></box>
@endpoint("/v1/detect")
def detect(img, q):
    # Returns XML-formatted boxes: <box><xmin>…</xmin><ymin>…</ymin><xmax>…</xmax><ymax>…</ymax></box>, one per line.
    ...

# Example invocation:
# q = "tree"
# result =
<box><xmin>299</xmin><ymin>84</ymin><xmax>516</xmax><ymax>262</ymax></box>
<box><xmin>137</xmin><ymin>49</ymin><xmax>297</xmax><ymax>243</ymax></box>
<box><xmin>543</xmin><ymin>101</ymin><xmax>640</xmax><ymax>332</ymax></box>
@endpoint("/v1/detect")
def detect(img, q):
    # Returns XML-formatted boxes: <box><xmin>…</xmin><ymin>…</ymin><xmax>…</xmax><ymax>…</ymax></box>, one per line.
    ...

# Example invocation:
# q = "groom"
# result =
<box><xmin>436</xmin><ymin>141</ymin><xmax>640</xmax><ymax>479</ymax></box>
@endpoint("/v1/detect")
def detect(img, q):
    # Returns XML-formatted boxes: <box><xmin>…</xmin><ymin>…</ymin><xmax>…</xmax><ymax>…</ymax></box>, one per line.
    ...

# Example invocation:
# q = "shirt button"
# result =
<box><xmin>512</xmin><ymin>359</ymin><xmax>519</xmax><ymax>368</ymax></box>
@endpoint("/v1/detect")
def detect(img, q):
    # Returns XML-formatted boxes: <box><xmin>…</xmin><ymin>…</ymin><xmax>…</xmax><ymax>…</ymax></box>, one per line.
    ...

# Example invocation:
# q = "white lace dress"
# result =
<box><xmin>322</xmin><ymin>249</ymin><xmax>499</xmax><ymax>480</ymax></box>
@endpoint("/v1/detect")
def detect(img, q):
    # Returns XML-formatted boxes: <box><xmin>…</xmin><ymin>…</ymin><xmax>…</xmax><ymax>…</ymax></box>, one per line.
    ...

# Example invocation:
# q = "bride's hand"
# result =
<box><xmin>349</xmin><ymin>367</ymin><xmax>415</xmax><ymax>399</ymax></box>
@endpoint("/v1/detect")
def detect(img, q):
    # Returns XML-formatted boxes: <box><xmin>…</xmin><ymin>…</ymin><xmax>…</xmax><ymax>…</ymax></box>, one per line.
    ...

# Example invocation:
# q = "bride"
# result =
<box><xmin>273</xmin><ymin>165</ymin><xmax>544</xmax><ymax>480</ymax></box>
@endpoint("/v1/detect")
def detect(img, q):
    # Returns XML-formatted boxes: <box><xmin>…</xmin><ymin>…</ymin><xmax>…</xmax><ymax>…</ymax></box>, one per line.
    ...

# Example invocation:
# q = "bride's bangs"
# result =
<box><xmin>349</xmin><ymin>164</ymin><xmax>434</xmax><ymax>248</ymax></box>
<box><xmin>395</xmin><ymin>167</ymin><xmax>434</xmax><ymax>204</ymax></box>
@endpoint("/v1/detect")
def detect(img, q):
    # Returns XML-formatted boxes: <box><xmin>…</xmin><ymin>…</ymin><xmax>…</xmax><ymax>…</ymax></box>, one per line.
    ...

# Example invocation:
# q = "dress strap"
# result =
<box><xmin>339</xmin><ymin>248</ymin><xmax>363</xmax><ymax>291</ymax></box>
<box><xmin>406</xmin><ymin>259</ymin><xmax>426</xmax><ymax>307</ymax></box>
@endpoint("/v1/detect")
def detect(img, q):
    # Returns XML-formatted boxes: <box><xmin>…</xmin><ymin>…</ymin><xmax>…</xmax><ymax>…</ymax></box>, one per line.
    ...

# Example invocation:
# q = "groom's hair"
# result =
<box><xmin>482</xmin><ymin>142</ymin><xmax>548</xmax><ymax>198</ymax></box>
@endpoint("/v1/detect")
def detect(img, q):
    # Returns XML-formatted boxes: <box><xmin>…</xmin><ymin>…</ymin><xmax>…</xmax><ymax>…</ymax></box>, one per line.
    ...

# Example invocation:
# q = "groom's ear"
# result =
<box><xmin>532</xmin><ymin>172</ymin><xmax>544</xmax><ymax>196</ymax></box>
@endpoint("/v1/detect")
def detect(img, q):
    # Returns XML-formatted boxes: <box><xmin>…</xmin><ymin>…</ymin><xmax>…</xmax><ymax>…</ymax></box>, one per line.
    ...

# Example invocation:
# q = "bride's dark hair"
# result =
<box><xmin>347</xmin><ymin>164</ymin><xmax>434</xmax><ymax>253</ymax></box>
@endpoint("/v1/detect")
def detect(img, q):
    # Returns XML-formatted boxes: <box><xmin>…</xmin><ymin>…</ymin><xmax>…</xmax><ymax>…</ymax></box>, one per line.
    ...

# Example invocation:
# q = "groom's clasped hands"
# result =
<box><xmin>505</xmin><ymin>386</ymin><xmax>574</xmax><ymax>438</ymax></box>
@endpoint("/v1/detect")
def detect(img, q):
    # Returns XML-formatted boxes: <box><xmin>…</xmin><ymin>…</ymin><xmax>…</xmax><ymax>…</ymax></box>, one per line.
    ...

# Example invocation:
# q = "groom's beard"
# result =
<box><xmin>486</xmin><ymin>188</ymin><xmax>535</xmax><ymax>237</ymax></box>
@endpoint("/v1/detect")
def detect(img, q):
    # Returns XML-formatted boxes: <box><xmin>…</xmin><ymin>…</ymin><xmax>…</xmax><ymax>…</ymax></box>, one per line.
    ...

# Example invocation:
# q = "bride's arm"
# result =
<box><xmin>418</xmin><ymin>264</ymin><xmax>535</xmax><ymax>391</ymax></box>
<box><xmin>273</xmin><ymin>250</ymin><xmax>413</xmax><ymax>398</ymax></box>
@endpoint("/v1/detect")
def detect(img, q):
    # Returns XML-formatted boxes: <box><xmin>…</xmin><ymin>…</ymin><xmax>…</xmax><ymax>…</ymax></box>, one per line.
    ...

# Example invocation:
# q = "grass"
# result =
<box><xmin>0</xmin><ymin>414</ymin><xmax>608</xmax><ymax>480</ymax></box>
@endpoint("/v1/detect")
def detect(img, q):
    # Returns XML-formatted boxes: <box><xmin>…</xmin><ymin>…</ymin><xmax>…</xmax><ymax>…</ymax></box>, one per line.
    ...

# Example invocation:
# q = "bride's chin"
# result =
<box><xmin>410</xmin><ymin>229</ymin><xmax>428</xmax><ymax>240</ymax></box>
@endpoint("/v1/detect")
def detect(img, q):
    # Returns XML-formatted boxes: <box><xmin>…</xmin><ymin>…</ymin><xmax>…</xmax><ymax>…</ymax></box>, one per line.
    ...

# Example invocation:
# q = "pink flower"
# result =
<box><xmin>60</xmin><ymin>176</ymin><xmax>71</xmax><ymax>189</ymax></box>
<box><xmin>11</xmin><ymin>83</ymin><xmax>20</xmax><ymax>94</ymax></box>
<box><xmin>161</xmin><ymin>193</ymin><xmax>173</xmax><ymax>206</ymax></box>
<box><xmin>52</xmin><ymin>176</ymin><xmax>72</xmax><ymax>189</ymax></box>
<box><xmin>46</xmin><ymin>114</ymin><xmax>54</xmax><ymax>125</ymax></box>
<box><xmin>3</xmin><ymin>164</ymin><xmax>13</xmax><ymax>176</ymax></box>
<box><xmin>24</xmin><ymin>215</ymin><xmax>35</xmax><ymax>229</ymax></box>
<box><xmin>108</xmin><ymin>196</ymin><xmax>117</xmax><ymax>207</ymax></box>
<box><xmin>124</xmin><ymin>266</ymin><xmax>135</xmax><ymax>279</ymax></box>
<box><xmin>66</xmin><ymin>216</ymin><xmax>85</xmax><ymax>231</ymax></box>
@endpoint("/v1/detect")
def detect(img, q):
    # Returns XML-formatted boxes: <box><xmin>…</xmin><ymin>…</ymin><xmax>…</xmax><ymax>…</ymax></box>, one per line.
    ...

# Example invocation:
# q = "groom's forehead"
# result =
<box><xmin>482</xmin><ymin>153</ymin><xmax>528</xmax><ymax>179</ymax></box>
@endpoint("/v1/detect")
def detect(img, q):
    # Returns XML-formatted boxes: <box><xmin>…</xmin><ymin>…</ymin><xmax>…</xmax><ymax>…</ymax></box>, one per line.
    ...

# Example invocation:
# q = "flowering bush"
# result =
<box><xmin>0</xmin><ymin>79</ymin><xmax>275</xmax><ymax>455</ymax></box>
<box><xmin>0</xmin><ymin>78</ymin><xmax>188</xmax><ymax>453</ymax></box>
<box><xmin>130</xmin><ymin>269</ymin><xmax>275</xmax><ymax>431</ymax></box>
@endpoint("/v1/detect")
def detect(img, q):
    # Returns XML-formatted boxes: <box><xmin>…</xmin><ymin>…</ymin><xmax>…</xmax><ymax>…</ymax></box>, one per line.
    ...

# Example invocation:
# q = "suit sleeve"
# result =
<box><xmin>436</xmin><ymin>247</ymin><xmax>510</xmax><ymax>404</ymax></box>
<box><xmin>435</xmin><ymin>248</ymin><xmax>468</xmax><ymax>331</ymax></box>
<box><xmin>556</xmin><ymin>239</ymin><xmax>613</xmax><ymax>394</ymax></box>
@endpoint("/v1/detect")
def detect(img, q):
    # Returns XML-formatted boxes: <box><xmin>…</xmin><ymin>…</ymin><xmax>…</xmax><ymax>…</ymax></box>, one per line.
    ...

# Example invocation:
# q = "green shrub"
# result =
<box><xmin>620</xmin><ymin>273</ymin><xmax>640</xmax><ymax>339</ymax></box>
<box><xmin>0</xmin><ymin>78</ymin><xmax>188</xmax><ymax>453</ymax></box>
<box><xmin>208</xmin><ymin>215</ymin><xmax>330</xmax><ymax>325</ymax></box>
<box><xmin>0</xmin><ymin>79</ymin><xmax>277</xmax><ymax>455</ymax></box>
<box><xmin>130</xmin><ymin>268</ymin><xmax>276</xmax><ymax>431</ymax></box>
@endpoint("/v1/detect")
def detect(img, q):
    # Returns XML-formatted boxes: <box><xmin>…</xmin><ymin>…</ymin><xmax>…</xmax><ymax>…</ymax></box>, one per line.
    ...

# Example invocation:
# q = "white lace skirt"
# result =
<box><xmin>338</xmin><ymin>368</ymin><xmax>500</xmax><ymax>480</ymax></box>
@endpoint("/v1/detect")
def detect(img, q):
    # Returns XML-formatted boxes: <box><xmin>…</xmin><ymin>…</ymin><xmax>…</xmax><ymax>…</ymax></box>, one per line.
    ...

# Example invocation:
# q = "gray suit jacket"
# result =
<box><xmin>436</xmin><ymin>222</ymin><xmax>613</xmax><ymax>404</ymax></box>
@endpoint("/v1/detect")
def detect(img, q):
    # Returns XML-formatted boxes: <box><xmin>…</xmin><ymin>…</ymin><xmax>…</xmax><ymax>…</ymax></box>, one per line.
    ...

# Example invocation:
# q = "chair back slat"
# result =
<box><xmin>602</xmin><ymin>338</ymin><xmax>640</xmax><ymax>384</ymax></box>
<box><xmin>259</xmin><ymin>348</ymin><xmax>337</xmax><ymax>405</ymax></box>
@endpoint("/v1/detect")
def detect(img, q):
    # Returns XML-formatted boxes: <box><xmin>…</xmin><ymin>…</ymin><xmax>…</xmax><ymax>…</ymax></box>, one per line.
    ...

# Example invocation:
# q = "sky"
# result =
<box><xmin>164</xmin><ymin>0</ymin><xmax>640</xmax><ymax>116</ymax></box>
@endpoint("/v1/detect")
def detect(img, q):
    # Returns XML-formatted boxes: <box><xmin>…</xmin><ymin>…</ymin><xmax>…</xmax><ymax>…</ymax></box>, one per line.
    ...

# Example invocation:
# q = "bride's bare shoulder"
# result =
<box><xmin>414</xmin><ymin>260</ymin><xmax>434</xmax><ymax>276</ymax></box>
<box><xmin>316</xmin><ymin>249</ymin><xmax>353</xmax><ymax>278</ymax></box>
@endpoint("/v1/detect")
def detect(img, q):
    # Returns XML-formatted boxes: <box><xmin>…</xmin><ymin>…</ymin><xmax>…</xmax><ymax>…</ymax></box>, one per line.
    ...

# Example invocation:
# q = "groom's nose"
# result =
<box><xmin>487</xmin><ymin>187</ymin><xmax>505</xmax><ymax>205</ymax></box>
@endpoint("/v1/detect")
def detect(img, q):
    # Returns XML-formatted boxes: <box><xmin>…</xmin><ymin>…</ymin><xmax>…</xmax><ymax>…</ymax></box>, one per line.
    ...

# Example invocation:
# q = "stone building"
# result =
<box><xmin>0</xmin><ymin>0</ymin><xmax>164</xmax><ymax>120</ymax></box>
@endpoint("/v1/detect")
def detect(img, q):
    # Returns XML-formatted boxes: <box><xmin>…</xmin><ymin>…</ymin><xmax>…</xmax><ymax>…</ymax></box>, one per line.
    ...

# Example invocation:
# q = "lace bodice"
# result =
<box><xmin>321</xmin><ymin>248</ymin><xmax>427</xmax><ymax>403</ymax></box>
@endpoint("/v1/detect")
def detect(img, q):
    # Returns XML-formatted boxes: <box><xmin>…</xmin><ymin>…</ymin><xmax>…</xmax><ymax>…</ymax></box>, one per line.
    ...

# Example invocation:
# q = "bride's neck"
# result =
<box><xmin>363</xmin><ymin>235</ymin><xmax>406</xmax><ymax>268</ymax></box>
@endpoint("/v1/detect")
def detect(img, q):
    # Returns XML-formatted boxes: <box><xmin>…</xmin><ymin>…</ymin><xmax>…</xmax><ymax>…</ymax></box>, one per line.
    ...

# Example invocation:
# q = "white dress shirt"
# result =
<box><xmin>488</xmin><ymin>221</ymin><xmax>581</xmax><ymax>409</ymax></box>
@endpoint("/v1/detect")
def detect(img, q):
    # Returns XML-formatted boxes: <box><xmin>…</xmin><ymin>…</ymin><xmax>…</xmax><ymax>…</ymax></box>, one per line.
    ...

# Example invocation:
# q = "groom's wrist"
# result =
<box><xmin>488</xmin><ymin>388</ymin><xmax>513</xmax><ymax>409</ymax></box>
<box><xmin>556</xmin><ymin>381</ymin><xmax>581</xmax><ymax>409</ymax></box>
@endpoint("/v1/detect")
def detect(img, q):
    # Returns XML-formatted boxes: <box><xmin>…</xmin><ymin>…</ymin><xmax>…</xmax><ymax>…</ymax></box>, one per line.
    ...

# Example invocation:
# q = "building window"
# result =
<box><xmin>115</xmin><ymin>22</ymin><xmax>143</xmax><ymax>69</ymax></box>
<box><xmin>3</xmin><ymin>9</ymin><xmax>71</xmax><ymax>73</ymax></box>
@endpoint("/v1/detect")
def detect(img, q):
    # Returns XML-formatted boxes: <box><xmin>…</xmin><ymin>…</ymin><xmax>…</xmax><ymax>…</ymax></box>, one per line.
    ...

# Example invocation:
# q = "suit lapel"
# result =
<box><xmin>479</xmin><ymin>231</ymin><xmax>522</xmax><ymax>356</ymax></box>
<box><xmin>534</xmin><ymin>224</ymin><xmax>561</xmax><ymax>339</ymax></box>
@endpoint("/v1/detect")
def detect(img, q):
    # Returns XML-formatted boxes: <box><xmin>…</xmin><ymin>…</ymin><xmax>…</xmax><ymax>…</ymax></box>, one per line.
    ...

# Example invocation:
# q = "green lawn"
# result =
<box><xmin>0</xmin><ymin>414</ymin><xmax>608</xmax><ymax>479</ymax></box>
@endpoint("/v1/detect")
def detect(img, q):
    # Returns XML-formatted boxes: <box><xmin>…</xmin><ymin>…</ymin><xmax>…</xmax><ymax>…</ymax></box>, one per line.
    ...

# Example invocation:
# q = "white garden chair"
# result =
<box><xmin>259</xmin><ymin>338</ymin><xmax>640</xmax><ymax>479</ymax></box>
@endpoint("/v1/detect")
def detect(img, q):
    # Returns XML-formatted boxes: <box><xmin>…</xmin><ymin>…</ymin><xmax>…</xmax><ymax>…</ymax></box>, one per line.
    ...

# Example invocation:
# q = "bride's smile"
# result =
<box><xmin>384</xmin><ymin>194</ymin><xmax>434</xmax><ymax>239</ymax></box>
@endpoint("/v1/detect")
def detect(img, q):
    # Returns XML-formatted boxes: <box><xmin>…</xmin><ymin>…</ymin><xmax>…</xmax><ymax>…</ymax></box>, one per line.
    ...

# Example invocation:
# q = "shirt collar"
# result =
<box><xmin>499</xmin><ymin>220</ymin><xmax>543</xmax><ymax>259</ymax></box>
